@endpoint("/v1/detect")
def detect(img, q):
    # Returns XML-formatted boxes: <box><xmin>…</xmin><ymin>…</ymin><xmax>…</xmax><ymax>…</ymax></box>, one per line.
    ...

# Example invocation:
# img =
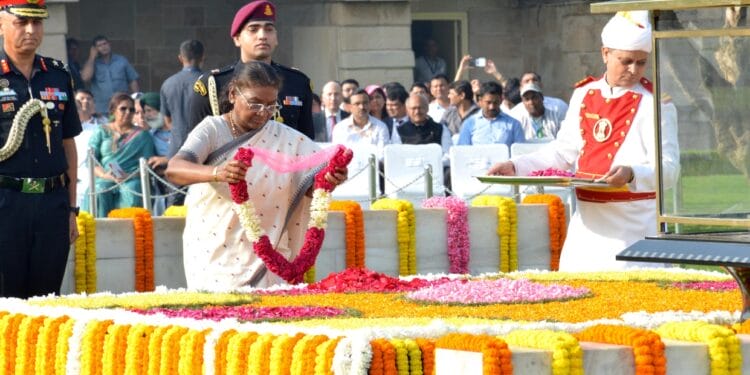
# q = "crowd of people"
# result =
<box><xmin>0</xmin><ymin>0</ymin><xmax>675</xmax><ymax>297</ymax></box>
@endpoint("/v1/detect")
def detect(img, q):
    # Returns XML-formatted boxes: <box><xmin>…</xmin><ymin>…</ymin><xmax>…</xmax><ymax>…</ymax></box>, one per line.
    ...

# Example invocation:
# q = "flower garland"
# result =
<box><xmin>35</xmin><ymin>315</ymin><xmax>70</xmax><ymax>375</ymax></box>
<box><xmin>79</xmin><ymin>319</ymin><xmax>114</xmax><ymax>375</ymax></box>
<box><xmin>371</xmin><ymin>198</ymin><xmax>417</xmax><ymax>275</ymax></box>
<box><xmin>503</xmin><ymin>329</ymin><xmax>583</xmax><ymax>375</ymax></box>
<box><xmin>390</xmin><ymin>338</ymin><xmax>423</xmax><ymax>375</ymax></box>
<box><xmin>370</xmin><ymin>338</ymin><xmax>398</xmax><ymax>375</ymax></box>
<box><xmin>159</xmin><ymin>325</ymin><xmax>189</xmax><ymax>375</ymax></box>
<box><xmin>405</xmin><ymin>278</ymin><xmax>591</xmax><ymax>305</ymax></box>
<box><xmin>163</xmin><ymin>205</ymin><xmax>187</xmax><ymax>217</ymax></box>
<box><xmin>0</xmin><ymin>313</ymin><xmax>23</xmax><ymax>374</ymax></box>
<box><xmin>123</xmin><ymin>324</ymin><xmax>153</xmax><ymax>375</ymax></box>
<box><xmin>213</xmin><ymin>329</ymin><xmax>237</xmax><ymax>375</ymax></box>
<box><xmin>178</xmin><ymin>328</ymin><xmax>208</xmax><ymax>375</ymax></box>
<box><xmin>54</xmin><ymin>318</ymin><xmax>75</xmax><ymax>375</ymax></box>
<box><xmin>247</xmin><ymin>333</ymin><xmax>275</xmax><ymax>375</ymax></box>
<box><xmin>14</xmin><ymin>315</ymin><xmax>45</xmax><ymax>375</ymax></box>
<box><xmin>74</xmin><ymin>211</ymin><xmax>97</xmax><ymax>294</ymax></box>
<box><xmin>435</xmin><ymin>333</ymin><xmax>513</xmax><ymax>375</ymax></box>
<box><xmin>314</xmin><ymin>336</ymin><xmax>341</xmax><ymax>375</ymax></box>
<box><xmin>655</xmin><ymin>321</ymin><xmax>741</xmax><ymax>375</ymax></box>
<box><xmin>471</xmin><ymin>196</ymin><xmax>518</xmax><ymax>272</ymax></box>
<box><xmin>226</xmin><ymin>331</ymin><xmax>259</xmax><ymax>375</ymax></box>
<box><xmin>146</xmin><ymin>326</ymin><xmax>171</xmax><ymax>375</ymax></box>
<box><xmin>390</xmin><ymin>339</ymin><xmax>410</xmax><ymax>375</ymax></box>
<box><xmin>422</xmin><ymin>196</ymin><xmax>470</xmax><ymax>274</ymax></box>
<box><xmin>329</xmin><ymin>200</ymin><xmax>366</xmax><ymax>269</ymax></box>
<box><xmin>108</xmin><ymin>208</ymin><xmax>154</xmax><ymax>292</ymax></box>
<box><xmin>522</xmin><ymin>194</ymin><xmax>567</xmax><ymax>270</ymax></box>
<box><xmin>574</xmin><ymin>324</ymin><xmax>665</xmax><ymax>375</ymax></box>
<box><xmin>231</xmin><ymin>145</ymin><xmax>353</xmax><ymax>284</ymax></box>
<box><xmin>414</xmin><ymin>338</ymin><xmax>435</xmax><ymax>375</ymax></box>
<box><xmin>102</xmin><ymin>323</ymin><xmax>130</xmax><ymax>375</ymax></box>
<box><xmin>290</xmin><ymin>334</ymin><xmax>328</xmax><ymax>375</ymax></box>
<box><xmin>270</xmin><ymin>333</ymin><xmax>305</xmax><ymax>375</ymax></box>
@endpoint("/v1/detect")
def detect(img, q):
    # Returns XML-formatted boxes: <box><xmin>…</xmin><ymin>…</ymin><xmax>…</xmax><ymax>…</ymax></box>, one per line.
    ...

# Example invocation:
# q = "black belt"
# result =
<box><xmin>0</xmin><ymin>174</ymin><xmax>67</xmax><ymax>193</ymax></box>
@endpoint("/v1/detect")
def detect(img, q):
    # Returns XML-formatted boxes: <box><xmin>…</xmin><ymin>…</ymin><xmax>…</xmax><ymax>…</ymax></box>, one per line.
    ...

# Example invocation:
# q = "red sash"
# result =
<box><xmin>575</xmin><ymin>188</ymin><xmax>655</xmax><ymax>203</ymax></box>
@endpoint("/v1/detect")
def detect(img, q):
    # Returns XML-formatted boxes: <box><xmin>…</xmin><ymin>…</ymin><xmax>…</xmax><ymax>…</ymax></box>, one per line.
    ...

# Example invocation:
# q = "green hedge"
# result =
<box><xmin>679</xmin><ymin>150</ymin><xmax>739</xmax><ymax>176</ymax></box>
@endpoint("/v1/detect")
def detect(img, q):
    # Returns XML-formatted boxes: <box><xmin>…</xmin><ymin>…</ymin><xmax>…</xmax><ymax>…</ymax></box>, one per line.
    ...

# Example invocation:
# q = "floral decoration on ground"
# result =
<box><xmin>668</xmin><ymin>280</ymin><xmax>737</xmax><ymax>292</ymax></box>
<box><xmin>131</xmin><ymin>305</ymin><xmax>355</xmax><ymax>322</ymax></box>
<box><xmin>405</xmin><ymin>278</ymin><xmax>591</xmax><ymax>305</ymax></box>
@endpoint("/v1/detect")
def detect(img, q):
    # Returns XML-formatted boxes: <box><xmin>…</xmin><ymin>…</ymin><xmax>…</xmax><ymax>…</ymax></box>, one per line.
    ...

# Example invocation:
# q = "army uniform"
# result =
<box><xmin>0</xmin><ymin>51</ymin><xmax>82</xmax><ymax>298</ymax></box>
<box><xmin>187</xmin><ymin>60</ymin><xmax>314</xmax><ymax>139</ymax></box>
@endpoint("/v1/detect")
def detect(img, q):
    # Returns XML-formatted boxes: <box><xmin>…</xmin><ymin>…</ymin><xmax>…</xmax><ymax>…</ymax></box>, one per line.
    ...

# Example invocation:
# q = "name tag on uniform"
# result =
<box><xmin>283</xmin><ymin>96</ymin><xmax>302</xmax><ymax>106</ymax></box>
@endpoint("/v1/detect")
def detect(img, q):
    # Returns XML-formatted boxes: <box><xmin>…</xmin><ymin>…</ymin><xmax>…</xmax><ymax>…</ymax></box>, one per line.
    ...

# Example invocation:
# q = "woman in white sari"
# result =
<box><xmin>166</xmin><ymin>62</ymin><xmax>346</xmax><ymax>290</ymax></box>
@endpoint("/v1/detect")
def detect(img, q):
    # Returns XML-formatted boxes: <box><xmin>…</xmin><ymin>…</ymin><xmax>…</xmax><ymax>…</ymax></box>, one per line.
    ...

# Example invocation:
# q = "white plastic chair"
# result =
<box><xmin>510</xmin><ymin>142</ymin><xmax>575</xmax><ymax>212</ymax></box>
<box><xmin>449</xmin><ymin>144</ymin><xmax>511</xmax><ymax>199</ymax></box>
<box><xmin>383</xmin><ymin>144</ymin><xmax>444</xmax><ymax>205</ymax></box>
<box><xmin>331</xmin><ymin>143</ymin><xmax>379</xmax><ymax>202</ymax></box>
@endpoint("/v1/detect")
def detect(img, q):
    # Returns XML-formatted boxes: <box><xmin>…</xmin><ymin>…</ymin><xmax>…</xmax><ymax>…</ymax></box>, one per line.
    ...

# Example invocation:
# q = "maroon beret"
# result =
<box><xmin>230</xmin><ymin>1</ymin><xmax>276</xmax><ymax>37</ymax></box>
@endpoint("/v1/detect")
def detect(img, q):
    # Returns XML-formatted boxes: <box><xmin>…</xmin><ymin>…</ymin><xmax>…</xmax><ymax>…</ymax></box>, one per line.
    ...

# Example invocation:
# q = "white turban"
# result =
<box><xmin>601</xmin><ymin>11</ymin><xmax>652</xmax><ymax>53</ymax></box>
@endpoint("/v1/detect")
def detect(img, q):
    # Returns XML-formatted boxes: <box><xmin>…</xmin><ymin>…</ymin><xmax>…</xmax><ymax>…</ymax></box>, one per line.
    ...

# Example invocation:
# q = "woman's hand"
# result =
<box><xmin>215</xmin><ymin>159</ymin><xmax>249</xmax><ymax>183</ymax></box>
<box><xmin>454</xmin><ymin>55</ymin><xmax>472</xmax><ymax>82</ymax></box>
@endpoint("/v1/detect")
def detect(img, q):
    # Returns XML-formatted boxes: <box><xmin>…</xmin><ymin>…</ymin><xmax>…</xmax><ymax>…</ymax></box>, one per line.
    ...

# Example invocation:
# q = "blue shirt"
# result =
<box><xmin>90</xmin><ymin>54</ymin><xmax>139</xmax><ymax>114</ymax></box>
<box><xmin>150</xmin><ymin>128</ymin><xmax>171</xmax><ymax>157</ymax></box>
<box><xmin>457</xmin><ymin>111</ymin><xmax>525</xmax><ymax>147</ymax></box>
<box><xmin>160</xmin><ymin>67</ymin><xmax>202</xmax><ymax>157</ymax></box>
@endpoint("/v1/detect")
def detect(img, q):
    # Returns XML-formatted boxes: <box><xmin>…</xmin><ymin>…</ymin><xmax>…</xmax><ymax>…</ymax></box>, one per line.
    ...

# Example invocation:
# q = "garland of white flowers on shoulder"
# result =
<box><xmin>230</xmin><ymin>144</ymin><xmax>353</xmax><ymax>284</ymax></box>
<box><xmin>0</xmin><ymin>99</ymin><xmax>50</xmax><ymax>161</ymax></box>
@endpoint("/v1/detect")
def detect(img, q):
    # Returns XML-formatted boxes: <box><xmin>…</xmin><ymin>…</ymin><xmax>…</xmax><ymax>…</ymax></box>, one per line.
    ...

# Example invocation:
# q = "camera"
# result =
<box><xmin>468</xmin><ymin>57</ymin><xmax>486</xmax><ymax>68</ymax></box>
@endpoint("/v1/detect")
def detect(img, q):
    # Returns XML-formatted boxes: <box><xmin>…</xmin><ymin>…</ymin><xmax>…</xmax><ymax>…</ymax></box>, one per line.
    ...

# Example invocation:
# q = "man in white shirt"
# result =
<box><xmin>428</xmin><ymin>73</ymin><xmax>451</xmax><ymax>122</ymax></box>
<box><xmin>331</xmin><ymin>89</ymin><xmax>394</xmax><ymax>159</ymax></box>
<box><xmin>514</xmin><ymin>71</ymin><xmax>569</xmax><ymax>116</ymax></box>
<box><xmin>508</xmin><ymin>83</ymin><xmax>565</xmax><ymax>142</ymax></box>
<box><xmin>313</xmin><ymin>81</ymin><xmax>349</xmax><ymax>142</ymax></box>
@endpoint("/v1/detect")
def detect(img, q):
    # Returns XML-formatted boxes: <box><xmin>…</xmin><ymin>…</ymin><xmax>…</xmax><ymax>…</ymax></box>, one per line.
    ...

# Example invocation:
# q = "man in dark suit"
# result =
<box><xmin>313</xmin><ymin>80</ymin><xmax>349</xmax><ymax>142</ymax></box>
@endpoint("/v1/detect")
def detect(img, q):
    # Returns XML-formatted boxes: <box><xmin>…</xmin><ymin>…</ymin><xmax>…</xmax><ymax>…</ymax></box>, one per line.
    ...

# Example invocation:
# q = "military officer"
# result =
<box><xmin>186</xmin><ymin>0</ymin><xmax>314</xmax><ymax>141</ymax></box>
<box><xmin>0</xmin><ymin>0</ymin><xmax>82</xmax><ymax>298</ymax></box>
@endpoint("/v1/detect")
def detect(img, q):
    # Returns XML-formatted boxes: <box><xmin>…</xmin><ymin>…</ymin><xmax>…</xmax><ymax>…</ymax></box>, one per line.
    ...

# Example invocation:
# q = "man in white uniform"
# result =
<box><xmin>488</xmin><ymin>11</ymin><xmax>680</xmax><ymax>272</ymax></box>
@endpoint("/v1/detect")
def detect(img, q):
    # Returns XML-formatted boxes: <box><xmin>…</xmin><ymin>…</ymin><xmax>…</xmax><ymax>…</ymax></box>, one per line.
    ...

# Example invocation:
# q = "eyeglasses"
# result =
<box><xmin>117</xmin><ymin>106</ymin><xmax>135</xmax><ymax>113</ymax></box>
<box><xmin>235</xmin><ymin>89</ymin><xmax>281</xmax><ymax>114</ymax></box>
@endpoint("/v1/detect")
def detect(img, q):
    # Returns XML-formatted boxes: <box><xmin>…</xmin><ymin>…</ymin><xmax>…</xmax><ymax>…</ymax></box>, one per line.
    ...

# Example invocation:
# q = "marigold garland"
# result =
<box><xmin>101</xmin><ymin>323</ymin><xmax>130</xmax><ymax>375</ymax></box>
<box><xmin>108</xmin><ymin>207</ymin><xmax>154</xmax><ymax>292</ymax></box>
<box><xmin>314</xmin><ymin>336</ymin><xmax>341</xmax><ymax>375</ymax></box>
<box><xmin>522</xmin><ymin>194</ymin><xmax>567</xmax><ymax>270</ymax></box>
<box><xmin>213</xmin><ymin>329</ymin><xmax>238</xmax><ymax>375</ymax></box>
<box><xmin>422</xmin><ymin>196</ymin><xmax>470</xmax><ymax>274</ymax></box>
<box><xmin>53</xmin><ymin>318</ymin><xmax>75</xmax><ymax>375</ymax></box>
<box><xmin>503</xmin><ymin>329</ymin><xmax>583</xmax><ymax>375</ymax></box>
<box><xmin>435</xmin><ymin>333</ymin><xmax>513</xmax><ymax>375</ymax></box>
<box><xmin>370</xmin><ymin>338</ymin><xmax>398</xmax><ymax>375</ymax></box>
<box><xmin>74</xmin><ymin>211</ymin><xmax>97</xmax><ymax>293</ymax></box>
<box><xmin>329</xmin><ymin>200</ymin><xmax>366</xmax><ymax>269</ymax></box>
<box><xmin>226</xmin><ymin>331</ymin><xmax>259</xmax><ymax>375</ymax></box>
<box><xmin>270</xmin><ymin>333</ymin><xmax>305</xmax><ymax>375</ymax></box>
<box><xmin>0</xmin><ymin>313</ymin><xmax>23</xmax><ymax>374</ymax></box>
<box><xmin>291</xmin><ymin>334</ymin><xmax>329</xmax><ymax>375</ymax></box>
<box><xmin>14</xmin><ymin>315</ymin><xmax>45</xmax><ymax>375</ymax></box>
<box><xmin>123</xmin><ymin>324</ymin><xmax>154</xmax><ymax>375</ymax></box>
<box><xmin>391</xmin><ymin>339</ymin><xmax>410</xmax><ymax>375</ymax></box>
<box><xmin>415</xmin><ymin>338</ymin><xmax>435</xmax><ymax>375</ymax></box>
<box><xmin>158</xmin><ymin>325</ymin><xmax>189</xmax><ymax>375</ymax></box>
<box><xmin>179</xmin><ymin>328</ymin><xmax>209</xmax><ymax>375</ymax></box>
<box><xmin>79</xmin><ymin>319</ymin><xmax>114</xmax><ymax>375</ymax></box>
<box><xmin>35</xmin><ymin>315</ymin><xmax>69</xmax><ymax>375</ymax></box>
<box><xmin>248</xmin><ymin>333</ymin><xmax>275</xmax><ymax>375</ymax></box>
<box><xmin>390</xmin><ymin>338</ymin><xmax>423</xmax><ymax>375</ymax></box>
<box><xmin>575</xmin><ymin>324</ymin><xmax>666</xmax><ymax>375</ymax></box>
<box><xmin>471</xmin><ymin>196</ymin><xmax>518</xmax><ymax>272</ymax></box>
<box><xmin>146</xmin><ymin>325</ymin><xmax>171</xmax><ymax>375</ymax></box>
<box><xmin>656</xmin><ymin>321</ymin><xmax>741</xmax><ymax>375</ymax></box>
<box><xmin>372</xmin><ymin>198</ymin><xmax>417</xmax><ymax>275</ymax></box>
<box><xmin>163</xmin><ymin>205</ymin><xmax>187</xmax><ymax>217</ymax></box>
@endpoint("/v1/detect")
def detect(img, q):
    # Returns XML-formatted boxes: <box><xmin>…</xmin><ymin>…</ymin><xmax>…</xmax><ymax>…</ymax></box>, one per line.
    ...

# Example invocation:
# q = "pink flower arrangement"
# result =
<box><xmin>422</xmin><ymin>196</ymin><xmax>470</xmax><ymax>274</ymax></box>
<box><xmin>529</xmin><ymin>168</ymin><xmax>574</xmax><ymax>177</ymax></box>
<box><xmin>670</xmin><ymin>280</ymin><xmax>737</xmax><ymax>292</ymax></box>
<box><xmin>304</xmin><ymin>268</ymin><xmax>450</xmax><ymax>293</ymax></box>
<box><xmin>405</xmin><ymin>278</ymin><xmax>591</xmax><ymax>305</ymax></box>
<box><xmin>132</xmin><ymin>305</ymin><xmax>348</xmax><ymax>322</ymax></box>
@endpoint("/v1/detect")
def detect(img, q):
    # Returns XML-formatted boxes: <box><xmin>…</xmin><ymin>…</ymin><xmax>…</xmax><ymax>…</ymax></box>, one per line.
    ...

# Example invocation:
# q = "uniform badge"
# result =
<box><xmin>46</xmin><ymin>101</ymin><xmax>55</xmax><ymax>110</ymax></box>
<box><xmin>40</xmin><ymin>87</ymin><xmax>67</xmax><ymax>101</ymax></box>
<box><xmin>283</xmin><ymin>96</ymin><xmax>302</xmax><ymax>106</ymax></box>
<box><xmin>0</xmin><ymin>89</ymin><xmax>18</xmax><ymax>102</ymax></box>
<box><xmin>0</xmin><ymin>79</ymin><xmax>8</xmax><ymax>89</ymax></box>
<box><xmin>264</xmin><ymin>4</ymin><xmax>273</xmax><ymax>16</ymax></box>
<box><xmin>593</xmin><ymin>118</ymin><xmax>613</xmax><ymax>142</ymax></box>
<box><xmin>193</xmin><ymin>80</ymin><xmax>207</xmax><ymax>96</ymax></box>
<box><xmin>2</xmin><ymin>102</ymin><xmax>14</xmax><ymax>113</ymax></box>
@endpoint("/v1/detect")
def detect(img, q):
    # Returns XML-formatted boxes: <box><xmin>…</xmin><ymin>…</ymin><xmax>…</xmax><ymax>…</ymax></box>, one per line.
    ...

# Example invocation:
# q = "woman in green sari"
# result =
<box><xmin>85</xmin><ymin>93</ymin><xmax>155</xmax><ymax>216</ymax></box>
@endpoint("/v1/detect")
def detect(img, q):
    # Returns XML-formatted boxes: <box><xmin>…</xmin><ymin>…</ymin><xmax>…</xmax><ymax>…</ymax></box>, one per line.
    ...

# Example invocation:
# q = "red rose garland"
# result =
<box><xmin>230</xmin><ymin>145</ymin><xmax>353</xmax><ymax>284</ymax></box>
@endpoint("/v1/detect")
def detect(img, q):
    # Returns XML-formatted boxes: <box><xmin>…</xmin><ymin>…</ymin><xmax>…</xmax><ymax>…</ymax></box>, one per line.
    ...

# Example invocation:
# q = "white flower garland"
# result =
<box><xmin>0</xmin><ymin>98</ymin><xmax>48</xmax><ymax>161</ymax></box>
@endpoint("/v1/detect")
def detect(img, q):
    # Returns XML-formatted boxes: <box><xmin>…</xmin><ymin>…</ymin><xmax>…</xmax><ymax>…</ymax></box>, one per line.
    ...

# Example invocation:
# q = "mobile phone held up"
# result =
<box><xmin>468</xmin><ymin>57</ymin><xmax>486</xmax><ymax>68</ymax></box>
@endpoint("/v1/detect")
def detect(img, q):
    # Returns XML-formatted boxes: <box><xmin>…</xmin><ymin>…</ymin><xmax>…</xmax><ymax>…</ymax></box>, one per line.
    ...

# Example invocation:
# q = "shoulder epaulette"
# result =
<box><xmin>640</xmin><ymin>77</ymin><xmax>653</xmax><ymax>93</ymax></box>
<box><xmin>44</xmin><ymin>57</ymin><xmax>67</xmax><ymax>72</ymax></box>
<box><xmin>193</xmin><ymin>64</ymin><xmax>234</xmax><ymax>96</ymax></box>
<box><xmin>272</xmin><ymin>61</ymin><xmax>310</xmax><ymax>80</ymax></box>
<box><xmin>574</xmin><ymin>76</ymin><xmax>596</xmax><ymax>88</ymax></box>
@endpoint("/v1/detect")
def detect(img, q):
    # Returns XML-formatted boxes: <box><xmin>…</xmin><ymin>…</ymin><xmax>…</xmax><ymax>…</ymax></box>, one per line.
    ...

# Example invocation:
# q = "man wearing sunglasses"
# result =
<box><xmin>0</xmin><ymin>0</ymin><xmax>82</xmax><ymax>298</ymax></box>
<box><xmin>187</xmin><ymin>0</ymin><xmax>314</xmax><ymax>141</ymax></box>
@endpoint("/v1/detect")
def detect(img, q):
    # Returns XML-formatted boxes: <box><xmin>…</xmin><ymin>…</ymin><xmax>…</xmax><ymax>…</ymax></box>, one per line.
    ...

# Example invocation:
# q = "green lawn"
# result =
<box><xmin>663</xmin><ymin>174</ymin><xmax>750</xmax><ymax>215</ymax></box>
